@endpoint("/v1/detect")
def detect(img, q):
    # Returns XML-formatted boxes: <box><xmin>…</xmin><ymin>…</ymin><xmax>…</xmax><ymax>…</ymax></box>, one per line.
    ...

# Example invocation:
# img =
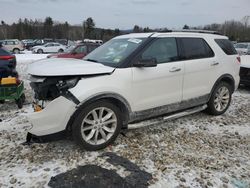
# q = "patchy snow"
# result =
<box><xmin>0</xmin><ymin>53</ymin><xmax>250</xmax><ymax>188</ymax></box>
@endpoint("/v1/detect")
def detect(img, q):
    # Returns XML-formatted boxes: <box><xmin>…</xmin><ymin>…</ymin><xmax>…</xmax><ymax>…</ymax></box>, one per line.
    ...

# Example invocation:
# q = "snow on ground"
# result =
<box><xmin>0</xmin><ymin>54</ymin><xmax>250</xmax><ymax>188</ymax></box>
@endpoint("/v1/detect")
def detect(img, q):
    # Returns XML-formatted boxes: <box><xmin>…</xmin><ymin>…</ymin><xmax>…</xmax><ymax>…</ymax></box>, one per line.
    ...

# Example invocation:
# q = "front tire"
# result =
<box><xmin>37</xmin><ymin>49</ymin><xmax>43</xmax><ymax>54</ymax></box>
<box><xmin>72</xmin><ymin>100</ymin><xmax>122</xmax><ymax>151</ymax></box>
<box><xmin>206</xmin><ymin>82</ymin><xmax>232</xmax><ymax>115</ymax></box>
<box><xmin>58</xmin><ymin>49</ymin><xmax>64</xmax><ymax>53</ymax></box>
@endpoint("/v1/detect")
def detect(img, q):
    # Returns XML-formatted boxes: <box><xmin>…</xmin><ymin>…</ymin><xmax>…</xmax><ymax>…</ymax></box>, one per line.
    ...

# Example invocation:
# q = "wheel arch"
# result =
<box><xmin>66</xmin><ymin>93</ymin><xmax>132</xmax><ymax>131</ymax></box>
<box><xmin>13</xmin><ymin>48</ymin><xmax>20</xmax><ymax>52</ymax></box>
<box><xmin>37</xmin><ymin>48</ymin><xmax>43</xmax><ymax>53</ymax></box>
<box><xmin>210</xmin><ymin>74</ymin><xmax>235</xmax><ymax>99</ymax></box>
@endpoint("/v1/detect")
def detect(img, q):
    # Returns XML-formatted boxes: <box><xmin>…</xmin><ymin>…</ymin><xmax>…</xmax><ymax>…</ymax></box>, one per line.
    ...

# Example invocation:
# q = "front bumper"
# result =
<box><xmin>25</xmin><ymin>131</ymin><xmax>66</xmax><ymax>144</ymax></box>
<box><xmin>28</xmin><ymin>96</ymin><xmax>76</xmax><ymax>136</ymax></box>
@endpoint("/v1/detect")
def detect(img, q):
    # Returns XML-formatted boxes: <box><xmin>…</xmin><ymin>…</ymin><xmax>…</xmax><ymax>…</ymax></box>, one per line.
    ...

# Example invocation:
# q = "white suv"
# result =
<box><xmin>27</xmin><ymin>31</ymin><xmax>240</xmax><ymax>150</ymax></box>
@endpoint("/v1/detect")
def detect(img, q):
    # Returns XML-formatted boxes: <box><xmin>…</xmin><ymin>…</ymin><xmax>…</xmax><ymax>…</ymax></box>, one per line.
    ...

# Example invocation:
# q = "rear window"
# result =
<box><xmin>179</xmin><ymin>38</ymin><xmax>214</xmax><ymax>60</ymax></box>
<box><xmin>0</xmin><ymin>48</ymin><xmax>11</xmax><ymax>56</ymax></box>
<box><xmin>215</xmin><ymin>39</ymin><xmax>237</xmax><ymax>55</ymax></box>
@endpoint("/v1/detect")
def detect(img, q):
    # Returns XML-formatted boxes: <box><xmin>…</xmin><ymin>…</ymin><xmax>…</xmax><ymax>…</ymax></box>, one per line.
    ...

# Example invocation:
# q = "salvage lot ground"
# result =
<box><xmin>0</xmin><ymin>54</ymin><xmax>250</xmax><ymax>188</ymax></box>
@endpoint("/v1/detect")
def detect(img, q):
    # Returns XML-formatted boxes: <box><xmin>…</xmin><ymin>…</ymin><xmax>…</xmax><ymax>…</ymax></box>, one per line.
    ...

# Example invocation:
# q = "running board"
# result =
<box><xmin>127</xmin><ymin>104</ymin><xmax>207</xmax><ymax>129</ymax></box>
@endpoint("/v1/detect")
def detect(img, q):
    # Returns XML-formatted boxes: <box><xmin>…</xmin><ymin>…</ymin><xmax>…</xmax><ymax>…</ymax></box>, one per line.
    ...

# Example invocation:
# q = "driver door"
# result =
<box><xmin>131</xmin><ymin>37</ymin><xmax>184</xmax><ymax>112</ymax></box>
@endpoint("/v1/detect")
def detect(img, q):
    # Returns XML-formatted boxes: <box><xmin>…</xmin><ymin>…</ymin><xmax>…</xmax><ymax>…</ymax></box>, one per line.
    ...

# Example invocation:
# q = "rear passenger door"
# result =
<box><xmin>178</xmin><ymin>37</ymin><xmax>216</xmax><ymax>101</ymax></box>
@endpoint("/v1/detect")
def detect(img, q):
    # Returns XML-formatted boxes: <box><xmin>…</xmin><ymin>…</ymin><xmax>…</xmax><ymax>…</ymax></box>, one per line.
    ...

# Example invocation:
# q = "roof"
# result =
<box><xmin>115</xmin><ymin>31</ymin><xmax>227</xmax><ymax>40</ymax></box>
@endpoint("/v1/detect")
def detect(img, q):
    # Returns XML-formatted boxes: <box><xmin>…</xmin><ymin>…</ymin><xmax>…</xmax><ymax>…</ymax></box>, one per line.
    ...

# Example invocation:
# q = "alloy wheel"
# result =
<box><xmin>214</xmin><ymin>86</ymin><xmax>230</xmax><ymax>112</ymax></box>
<box><xmin>80</xmin><ymin>107</ymin><xmax>117</xmax><ymax>145</ymax></box>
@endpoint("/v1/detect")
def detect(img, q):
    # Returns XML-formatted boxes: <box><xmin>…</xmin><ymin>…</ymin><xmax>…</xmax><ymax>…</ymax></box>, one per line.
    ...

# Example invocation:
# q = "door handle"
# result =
<box><xmin>169</xmin><ymin>67</ymin><xmax>181</xmax><ymax>72</ymax></box>
<box><xmin>211</xmin><ymin>62</ymin><xmax>219</xmax><ymax>66</ymax></box>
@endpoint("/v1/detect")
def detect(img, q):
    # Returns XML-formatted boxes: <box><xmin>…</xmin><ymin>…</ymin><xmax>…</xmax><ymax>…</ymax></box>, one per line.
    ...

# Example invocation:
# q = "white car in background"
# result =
<box><xmin>235</xmin><ymin>43</ymin><xmax>250</xmax><ymax>55</ymax></box>
<box><xmin>32</xmin><ymin>42</ymin><xmax>66</xmax><ymax>54</ymax></box>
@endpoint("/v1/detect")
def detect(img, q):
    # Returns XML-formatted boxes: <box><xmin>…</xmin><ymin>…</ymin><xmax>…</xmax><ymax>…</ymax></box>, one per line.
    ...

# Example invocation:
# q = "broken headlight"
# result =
<box><xmin>57</xmin><ymin>77</ymin><xmax>79</xmax><ymax>91</ymax></box>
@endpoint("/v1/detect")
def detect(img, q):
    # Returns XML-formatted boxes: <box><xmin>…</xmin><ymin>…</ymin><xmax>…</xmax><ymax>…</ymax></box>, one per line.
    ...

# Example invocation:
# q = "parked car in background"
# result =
<box><xmin>25</xmin><ymin>38</ymin><xmax>54</xmax><ymax>50</ymax></box>
<box><xmin>31</xmin><ymin>42</ymin><xmax>66</xmax><ymax>54</ymax></box>
<box><xmin>28</xmin><ymin>31</ymin><xmax>240</xmax><ymax>150</ymax></box>
<box><xmin>22</xmin><ymin>39</ymin><xmax>35</xmax><ymax>45</ymax></box>
<box><xmin>83</xmin><ymin>39</ymin><xmax>103</xmax><ymax>45</ymax></box>
<box><xmin>47</xmin><ymin>43</ymin><xmax>100</xmax><ymax>59</ymax></box>
<box><xmin>55</xmin><ymin>39</ymin><xmax>68</xmax><ymax>46</ymax></box>
<box><xmin>0</xmin><ymin>47</ymin><xmax>17</xmax><ymax>78</ymax></box>
<box><xmin>25</xmin><ymin>39</ymin><xmax>71</xmax><ymax>50</ymax></box>
<box><xmin>1</xmin><ymin>39</ymin><xmax>24</xmax><ymax>54</ymax></box>
<box><xmin>235</xmin><ymin>43</ymin><xmax>250</xmax><ymax>55</ymax></box>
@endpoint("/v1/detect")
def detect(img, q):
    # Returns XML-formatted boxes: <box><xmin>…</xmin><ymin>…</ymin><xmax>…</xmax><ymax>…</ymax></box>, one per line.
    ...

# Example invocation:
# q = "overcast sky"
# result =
<box><xmin>0</xmin><ymin>0</ymin><xmax>249</xmax><ymax>29</ymax></box>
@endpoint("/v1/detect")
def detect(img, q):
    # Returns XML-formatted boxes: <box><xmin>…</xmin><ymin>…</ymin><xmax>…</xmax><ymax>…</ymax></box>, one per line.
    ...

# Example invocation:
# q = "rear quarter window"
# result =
<box><xmin>179</xmin><ymin>38</ymin><xmax>214</xmax><ymax>60</ymax></box>
<box><xmin>215</xmin><ymin>39</ymin><xmax>237</xmax><ymax>55</ymax></box>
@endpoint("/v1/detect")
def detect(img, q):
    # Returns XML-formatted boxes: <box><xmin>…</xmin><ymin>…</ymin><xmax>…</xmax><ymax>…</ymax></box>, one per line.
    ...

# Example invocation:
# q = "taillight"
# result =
<box><xmin>237</xmin><ymin>56</ymin><xmax>241</xmax><ymax>64</ymax></box>
<box><xmin>0</xmin><ymin>55</ymin><xmax>14</xmax><ymax>60</ymax></box>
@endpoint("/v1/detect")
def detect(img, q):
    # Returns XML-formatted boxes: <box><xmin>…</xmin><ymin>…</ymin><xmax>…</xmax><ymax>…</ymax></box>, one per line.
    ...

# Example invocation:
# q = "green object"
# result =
<box><xmin>0</xmin><ymin>81</ymin><xmax>25</xmax><ymax>109</ymax></box>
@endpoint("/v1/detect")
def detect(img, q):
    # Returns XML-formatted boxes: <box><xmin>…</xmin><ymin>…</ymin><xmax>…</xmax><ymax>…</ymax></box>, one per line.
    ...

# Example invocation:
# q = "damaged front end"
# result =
<box><xmin>30</xmin><ymin>75</ymin><xmax>80</xmax><ymax>108</ymax></box>
<box><xmin>25</xmin><ymin>75</ymin><xmax>81</xmax><ymax>144</ymax></box>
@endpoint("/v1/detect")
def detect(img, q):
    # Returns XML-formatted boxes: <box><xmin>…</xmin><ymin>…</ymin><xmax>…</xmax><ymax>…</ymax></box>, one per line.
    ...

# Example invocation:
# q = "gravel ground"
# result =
<box><xmin>0</xmin><ymin>54</ymin><xmax>249</xmax><ymax>188</ymax></box>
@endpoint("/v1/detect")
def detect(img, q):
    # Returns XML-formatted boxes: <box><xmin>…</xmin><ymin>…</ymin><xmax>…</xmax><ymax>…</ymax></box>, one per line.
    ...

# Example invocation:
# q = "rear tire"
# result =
<box><xmin>206</xmin><ymin>82</ymin><xmax>232</xmax><ymax>115</ymax></box>
<box><xmin>72</xmin><ymin>100</ymin><xmax>122</xmax><ymax>151</ymax></box>
<box><xmin>58</xmin><ymin>49</ymin><xmax>64</xmax><ymax>53</ymax></box>
<box><xmin>13</xmin><ymin>48</ymin><xmax>20</xmax><ymax>54</ymax></box>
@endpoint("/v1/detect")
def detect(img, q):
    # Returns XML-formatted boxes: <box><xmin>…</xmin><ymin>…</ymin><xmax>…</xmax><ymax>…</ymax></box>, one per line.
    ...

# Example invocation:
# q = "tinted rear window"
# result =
<box><xmin>0</xmin><ymin>48</ymin><xmax>11</xmax><ymax>56</ymax></box>
<box><xmin>215</xmin><ymin>39</ymin><xmax>237</xmax><ymax>55</ymax></box>
<box><xmin>179</xmin><ymin>38</ymin><xmax>214</xmax><ymax>60</ymax></box>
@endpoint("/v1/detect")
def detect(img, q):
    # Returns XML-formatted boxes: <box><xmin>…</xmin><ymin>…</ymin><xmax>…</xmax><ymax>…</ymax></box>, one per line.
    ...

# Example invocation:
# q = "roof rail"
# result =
<box><xmin>160</xmin><ymin>29</ymin><xmax>222</xmax><ymax>35</ymax></box>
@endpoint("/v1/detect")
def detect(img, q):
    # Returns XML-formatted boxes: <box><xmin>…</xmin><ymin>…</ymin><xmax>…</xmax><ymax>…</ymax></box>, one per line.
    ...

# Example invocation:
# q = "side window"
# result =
<box><xmin>179</xmin><ymin>38</ymin><xmax>214</xmax><ymax>60</ymax></box>
<box><xmin>46</xmin><ymin>43</ymin><xmax>54</xmax><ymax>47</ymax></box>
<box><xmin>6</xmin><ymin>41</ymin><xmax>15</xmax><ymax>45</ymax></box>
<box><xmin>54</xmin><ymin>43</ymin><xmax>60</xmax><ymax>46</ymax></box>
<box><xmin>75</xmin><ymin>46</ymin><xmax>87</xmax><ymax>54</ymax></box>
<box><xmin>141</xmin><ymin>38</ymin><xmax>178</xmax><ymax>64</ymax></box>
<box><xmin>215</xmin><ymin>39</ymin><xmax>237</xmax><ymax>55</ymax></box>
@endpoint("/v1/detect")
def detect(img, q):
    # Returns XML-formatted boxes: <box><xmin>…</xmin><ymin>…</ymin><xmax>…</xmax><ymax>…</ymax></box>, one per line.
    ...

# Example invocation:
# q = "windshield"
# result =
<box><xmin>84</xmin><ymin>38</ymin><xmax>146</xmax><ymax>67</ymax></box>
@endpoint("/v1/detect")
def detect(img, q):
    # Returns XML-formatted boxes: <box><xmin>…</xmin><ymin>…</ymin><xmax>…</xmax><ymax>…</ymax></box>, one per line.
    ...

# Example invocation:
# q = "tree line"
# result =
<box><xmin>0</xmin><ymin>16</ymin><xmax>250</xmax><ymax>42</ymax></box>
<box><xmin>0</xmin><ymin>17</ymin><xmax>121</xmax><ymax>42</ymax></box>
<box><xmin>132</xmin><ymin>16</ymin><xmax>250</xmax><ymax>42</ymax></box>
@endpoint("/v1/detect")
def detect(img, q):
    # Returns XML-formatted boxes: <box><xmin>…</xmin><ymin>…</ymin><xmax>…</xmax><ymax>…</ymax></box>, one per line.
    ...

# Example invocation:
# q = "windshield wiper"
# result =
<box><xmin>85</xmin><ymin>58</ymin><xmax>98</xmax><ymax>63</ymax></box>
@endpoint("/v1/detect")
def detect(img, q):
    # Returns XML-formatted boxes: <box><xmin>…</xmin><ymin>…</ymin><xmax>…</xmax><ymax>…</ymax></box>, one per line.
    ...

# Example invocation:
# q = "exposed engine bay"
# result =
<box><xmin>29</xmin><ymin>75</ymin><xmax>80</xmax><ymax>102</ymax></box>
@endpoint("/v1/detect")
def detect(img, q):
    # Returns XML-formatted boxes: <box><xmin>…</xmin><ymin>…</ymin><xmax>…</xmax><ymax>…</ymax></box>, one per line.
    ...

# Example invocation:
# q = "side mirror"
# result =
<box><xmin>134</xmin><ymin>58</ymin><xmax>157</xmax><ymax>67</ymax></box>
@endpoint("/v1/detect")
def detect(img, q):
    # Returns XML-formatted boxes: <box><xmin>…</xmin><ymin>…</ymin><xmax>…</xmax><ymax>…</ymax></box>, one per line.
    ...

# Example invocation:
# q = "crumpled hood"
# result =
<box><xmin>28</xmin><ymin>58</ymin><xmax>115</xmax><ymax>76</ymax></box>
